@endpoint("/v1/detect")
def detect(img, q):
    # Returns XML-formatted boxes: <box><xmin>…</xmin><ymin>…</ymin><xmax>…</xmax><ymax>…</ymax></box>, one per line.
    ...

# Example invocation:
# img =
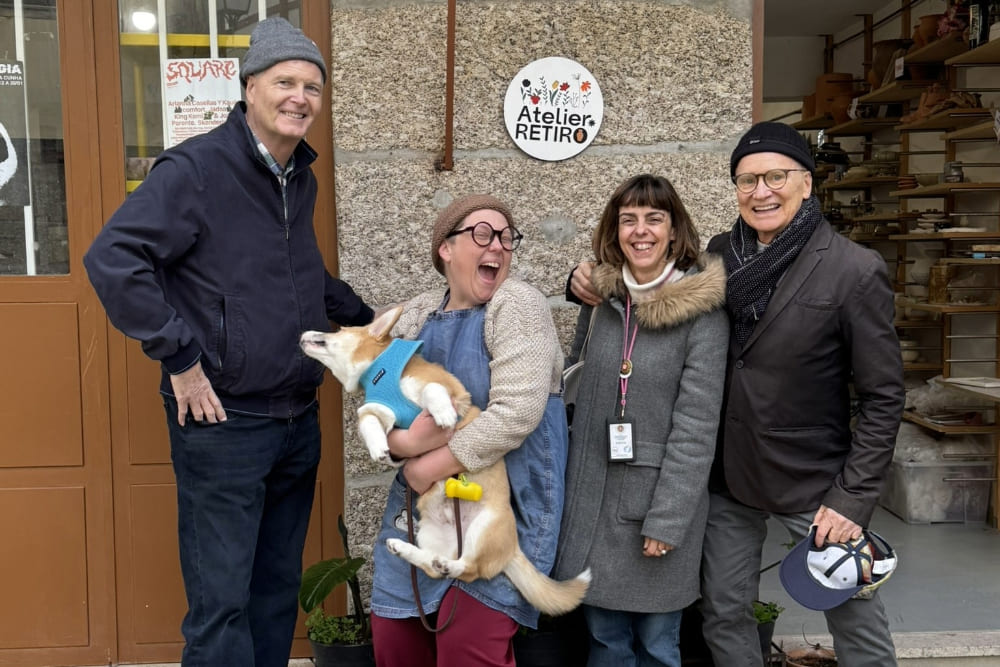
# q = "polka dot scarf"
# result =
<box><xmin>723</xmin><ymin>195</ymin><xmax>822</xmax><ymax>347</ymax></box>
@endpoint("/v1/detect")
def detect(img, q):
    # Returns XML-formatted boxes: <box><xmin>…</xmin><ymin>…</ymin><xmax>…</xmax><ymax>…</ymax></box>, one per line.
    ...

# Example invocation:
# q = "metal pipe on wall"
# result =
<box><xmin>436</xmin><ymin>0</ymin><xmax>456</xmax><ymax>171</ymax></box>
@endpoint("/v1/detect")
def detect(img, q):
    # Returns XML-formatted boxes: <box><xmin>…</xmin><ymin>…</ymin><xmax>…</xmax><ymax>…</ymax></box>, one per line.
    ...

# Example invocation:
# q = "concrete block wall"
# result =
<box><xmin>328</xmin><ymin>0</ymin><xmax>753</xmax><ymax>605</ymax></box>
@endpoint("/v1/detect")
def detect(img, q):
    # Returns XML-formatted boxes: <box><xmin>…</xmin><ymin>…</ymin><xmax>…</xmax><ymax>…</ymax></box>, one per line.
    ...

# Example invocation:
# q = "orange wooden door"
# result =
<box><xmin>0</xmin><ymin>2</ymin><xmax>118</xmax><ymax>665</ymax></box>
<box><xmin>0</xmin><ymin>1</ymin><xmax>345</xmax><ymax>665</ymax></box>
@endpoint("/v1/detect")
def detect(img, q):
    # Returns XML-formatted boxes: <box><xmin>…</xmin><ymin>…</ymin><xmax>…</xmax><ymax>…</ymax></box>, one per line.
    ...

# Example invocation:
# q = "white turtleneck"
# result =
<box><xmin>623</xmin><ymin>261</ymin><xmax>685</xmax><ymax>299</ymax></box>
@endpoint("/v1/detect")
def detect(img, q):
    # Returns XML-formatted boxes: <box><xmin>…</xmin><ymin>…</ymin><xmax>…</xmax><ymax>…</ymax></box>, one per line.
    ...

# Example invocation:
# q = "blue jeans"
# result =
<box><xmin>165</xmin><ymin>398</ymin><xmax>321</xmax><ymax>667</ymax></box>
<box><xmin>583</xmin><ymin>605</ymin><xmax>682</xmax><ymax>667</ymax></box>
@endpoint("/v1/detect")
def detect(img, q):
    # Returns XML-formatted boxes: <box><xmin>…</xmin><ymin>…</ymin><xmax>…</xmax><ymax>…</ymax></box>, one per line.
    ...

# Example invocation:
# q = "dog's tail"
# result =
<box><xmin>503</xmin><ymin>551</ymin><xmax>591</xmax><ymax>616</ymax></box>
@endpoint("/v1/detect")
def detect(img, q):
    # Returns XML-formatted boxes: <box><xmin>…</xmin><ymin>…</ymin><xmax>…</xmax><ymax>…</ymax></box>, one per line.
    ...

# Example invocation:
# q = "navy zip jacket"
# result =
<box><xmin>84</xmin><ymin>102</ymin><xmax>373</xmax><ymax>418</ymax></box>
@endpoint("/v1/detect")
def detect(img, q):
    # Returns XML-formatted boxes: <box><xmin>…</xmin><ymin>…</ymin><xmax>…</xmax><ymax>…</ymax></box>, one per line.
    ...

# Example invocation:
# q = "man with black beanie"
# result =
<box><xmin>84</xmin><ymin>17</ymin><xmax>372</xmax><ymax>666</ymax></box>
<box><xmin>567</xmin><ymin>122</ymin><xmax>903</xmax><ymax>666</ymax></box>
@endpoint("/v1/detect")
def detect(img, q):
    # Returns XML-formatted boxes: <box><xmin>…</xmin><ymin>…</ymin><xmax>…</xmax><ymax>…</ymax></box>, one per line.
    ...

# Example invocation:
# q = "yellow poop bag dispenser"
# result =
<box><xmin>445</xmin><ymin>473</ymin><xmax>482</xmax><ymax>502</ymax></box>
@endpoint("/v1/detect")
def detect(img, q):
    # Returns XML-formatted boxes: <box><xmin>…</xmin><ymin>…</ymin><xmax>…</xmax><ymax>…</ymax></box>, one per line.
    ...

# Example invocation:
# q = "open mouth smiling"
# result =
<box><xmin>479</xmin><ymin>261</ymin><xmax>500</xmax><ymax>281</ymax></box>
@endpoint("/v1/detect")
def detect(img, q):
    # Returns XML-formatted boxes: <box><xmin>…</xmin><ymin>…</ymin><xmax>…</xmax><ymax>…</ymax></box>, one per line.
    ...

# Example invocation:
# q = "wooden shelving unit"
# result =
<box><xmin>943</xmin><ymin>120</ymin><xmax>997</xmax><ymax>142</ymax></box>
<box><xmin>890</xmin><ymin>183</ymin><xmax>1000</xmax><ymax>199</ymax></box>
<box><xmin>905</xmin><ymin>32</ymin><xmax>968</xmax><ymax>64</ymax></box>
<box><xmin>946</xmin><ymin>37</ymin><xmax>1000</xmax><ymax>67</ymax></box>
<box><xmin>896</xmin><ymin>107</ymin><xmax>994</xmax><ymax>132</ymax></box>
<box><xmin>825</xmin><ymin>117</ymin><xmax>901</xmax><ymax>137</ymax></box>
<box><xmin>903</xmin><ymin>410</ymin><xmax>1000</xmax><ymax>435</ymax></box>
<box><xmin>791</xmin><ymin>114</ymin><xmax>835</xmax><ymax>130</ymax></box>
<box><xmin>821</xmin><ymin>175</ymin><xmax>899</xmax><ymax>191</ymax></box>
<box><xmin>858</xmin><ymin>80</ymin><xmax>934</xmax><ymax>104</ymax></box>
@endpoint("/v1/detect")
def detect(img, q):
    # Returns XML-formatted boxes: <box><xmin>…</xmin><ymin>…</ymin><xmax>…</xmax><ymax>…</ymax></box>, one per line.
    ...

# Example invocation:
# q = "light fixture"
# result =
<box><xmin>218</xmin><ymin>0</ymin><xmax>253</xmax><ymax>32</ymax></box>
<box><xmin>131</xmin><ymin>10</ymin><xmax>156</xmax><ymax>32</ymax></box>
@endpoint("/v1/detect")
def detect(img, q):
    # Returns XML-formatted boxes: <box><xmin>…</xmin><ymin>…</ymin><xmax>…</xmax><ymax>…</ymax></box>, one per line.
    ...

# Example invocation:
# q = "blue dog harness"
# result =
<box><xmin>358</xmin><ymin>338</ymin><xmax>424</xmax><ymax>428</ymax></box>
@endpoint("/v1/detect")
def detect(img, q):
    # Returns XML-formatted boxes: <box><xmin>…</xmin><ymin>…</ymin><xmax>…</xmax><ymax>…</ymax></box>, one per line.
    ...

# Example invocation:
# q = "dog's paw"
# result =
<box><xmin>386</xmin><ymin>538</ymin><xmax>404</xmax><ymax>555</ymax></box>
<box><xmin>368</xmin><ymin>441</ymin><xmax>392</xmax><ymax>463</ymax></box>
<box><xmin>431</xmin><ymin>556</ymin><xmax>452</xmax><ymax>577</ymax></box>
<box><xmin>428</xmin><ymin>404</ymin><xmax>458</xmax><ymax>429</ymax></box>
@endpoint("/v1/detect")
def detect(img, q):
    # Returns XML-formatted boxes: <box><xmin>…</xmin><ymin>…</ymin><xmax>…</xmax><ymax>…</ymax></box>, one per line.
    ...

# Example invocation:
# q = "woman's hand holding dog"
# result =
<box><xmin>403</xmin><ymin>445</ymin><xmax>464</xmax><ymax>495</ymax></box>
<box><xmin>387</xmin><ymin>410</ymin><xmax>454</xmax><ymax>460</ymax></box>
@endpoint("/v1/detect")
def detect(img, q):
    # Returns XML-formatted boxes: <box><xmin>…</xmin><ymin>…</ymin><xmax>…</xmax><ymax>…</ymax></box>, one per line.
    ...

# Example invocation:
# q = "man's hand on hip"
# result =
<box><xmin>169</xmin><ymin>361</ymin><xmax>227</xmax><ymax>426</ymax></box>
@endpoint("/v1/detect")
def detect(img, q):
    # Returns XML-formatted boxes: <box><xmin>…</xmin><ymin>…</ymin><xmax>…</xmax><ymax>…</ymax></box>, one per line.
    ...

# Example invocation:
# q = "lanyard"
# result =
<box><xmin>617</xmin><ymin>266</ymin><xmax>675</xmax><ymax>418</ymax></box>
<box><xmin>618</xmin><ymin>294</ymin><xmax>639</xmax><ymax>419</ymax></box>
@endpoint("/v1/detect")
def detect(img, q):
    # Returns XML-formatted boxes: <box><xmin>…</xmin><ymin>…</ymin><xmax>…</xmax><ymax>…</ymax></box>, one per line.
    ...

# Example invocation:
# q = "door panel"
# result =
<box><xmin>126</xmin><ymin>339</ymin><xmax>170</xmax><ymax>465</ymax></box>
<box><xmin>0</xmin><ymin>302</ymin><xmax>83</xmax><ymax>467</ymax></box>
<box><xmin>129</xmin><ymin>483</ymin><xmax>185</xmax><ymax>645</ymax></box>
<box><xmin>0</xmin><ymin>1</ymin><xmax>117</xmax><ymax>665</ymax></box>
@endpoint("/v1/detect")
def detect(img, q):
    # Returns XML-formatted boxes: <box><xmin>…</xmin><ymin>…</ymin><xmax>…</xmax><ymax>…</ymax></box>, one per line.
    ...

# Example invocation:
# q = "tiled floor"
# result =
<box><xmin>70</xmin><ymin>508</ymin><xmax>1000</xmax><ymax>666</ymax></box>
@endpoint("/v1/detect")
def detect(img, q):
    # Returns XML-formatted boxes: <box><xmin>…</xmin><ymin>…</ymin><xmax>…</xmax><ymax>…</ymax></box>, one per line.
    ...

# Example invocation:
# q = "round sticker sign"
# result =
<box><xmin>504</xmin><ymin>57</ymin><xmax>603</xmax><ymax>162</ymax></box>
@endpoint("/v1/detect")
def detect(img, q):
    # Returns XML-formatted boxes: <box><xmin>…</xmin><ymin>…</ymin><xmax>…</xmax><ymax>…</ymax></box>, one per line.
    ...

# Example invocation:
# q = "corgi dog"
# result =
<box><xmin>299</xmin><ymin>306</ymin><xmax>590</xmax><ymax>616</ymax></box>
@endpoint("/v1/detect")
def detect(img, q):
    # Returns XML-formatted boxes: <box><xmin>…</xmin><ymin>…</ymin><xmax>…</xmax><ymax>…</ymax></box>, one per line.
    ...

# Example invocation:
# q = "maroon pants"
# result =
<box><xmin>371</xmin><ymin>587</ymin><xmax>518</xmax><ymax>667</ymax></box>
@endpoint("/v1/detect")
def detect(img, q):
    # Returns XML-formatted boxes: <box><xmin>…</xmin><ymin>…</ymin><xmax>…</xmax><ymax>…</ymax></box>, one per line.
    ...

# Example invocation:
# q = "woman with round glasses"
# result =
<box><xmin>369</xmin><ymin>194</ymin><xmax>570</xmax><ymax>667</ymax></box>
<box><xmin>553</xmin><ymin>174</ymin><xmax>728</xmax><ymax>667</ymax></box>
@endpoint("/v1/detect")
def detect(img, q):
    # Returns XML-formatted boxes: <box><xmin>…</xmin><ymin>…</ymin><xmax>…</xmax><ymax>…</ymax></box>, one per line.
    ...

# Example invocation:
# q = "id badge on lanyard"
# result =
<box><xmin>608</xmin><ymin>293</ymin><xmax>641</xmax><ymax>463</ymax></box>
<box><xmin>607</xmin><ymin>418</ymin><xmax>636</xmax><ymax>462</ymax></box>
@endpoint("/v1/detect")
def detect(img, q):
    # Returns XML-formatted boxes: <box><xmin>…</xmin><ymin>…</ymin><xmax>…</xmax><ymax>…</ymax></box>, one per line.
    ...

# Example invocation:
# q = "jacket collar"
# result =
<box><xmin>591</xmin><ymin>254</ymin><xmax>727</xmax><ymax>329</ymax></box>
<box><xmin>231</xmin><ymin>102</ymin><xmax>318</xmax><ymax>176</ymax></box>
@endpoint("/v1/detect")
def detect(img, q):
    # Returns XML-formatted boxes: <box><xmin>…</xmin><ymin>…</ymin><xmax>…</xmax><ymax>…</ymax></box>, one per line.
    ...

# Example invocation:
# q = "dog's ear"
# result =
<box><xmin>368</xmin><ymin>305</ymin><xmax>403</xmax><ymax>340</ymax></box>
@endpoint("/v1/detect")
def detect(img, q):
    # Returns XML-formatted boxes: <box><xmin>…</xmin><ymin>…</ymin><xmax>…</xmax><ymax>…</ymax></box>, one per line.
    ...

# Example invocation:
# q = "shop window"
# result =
<box><xmin>116</xmin><ymin>0</ymin><xmax>301</xmax><ymax>191</ymax></box>
<box><xmin>0</xmin><ymin>0</ymin><xmax>66</xmax><ymax>275</ymax></box>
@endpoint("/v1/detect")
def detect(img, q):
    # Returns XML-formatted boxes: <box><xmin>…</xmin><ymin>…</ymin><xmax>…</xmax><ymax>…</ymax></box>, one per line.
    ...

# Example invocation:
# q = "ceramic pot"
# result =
<box><xmin>802</xmin><ymin>93</ymin><xmax>816</xmax><ymax>118</ymax></box>
<box><xmin>310</xmin><ymin>640</ymin><xmax>374</xmax><ymax>667</ymax></box>
<box><xmin>830</xmin><ymin>94</ymin><xmax>853</xmax><ymax>124</ymax></box>
<box><xmin>786</xmin><ymin>645</ymin><xmax>837</xmax><ymax>667</ymax></box>
<box><xmin>870</xmin><ymin>39</ymin><xmax>910</xmax><ymax>87</ymax></box>
<box><xmin>814</xmin><ymin>73</ymin><xmax>854</xmax><ymax>114</ymax></box>
<box><xmin>918</xmin><ymin>14</ymin><xmax>945</xmax><ymax>45</ymax></box>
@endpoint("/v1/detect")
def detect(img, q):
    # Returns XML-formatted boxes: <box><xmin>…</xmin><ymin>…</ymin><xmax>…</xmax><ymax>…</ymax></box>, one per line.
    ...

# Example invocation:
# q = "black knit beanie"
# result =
<box><xmin>730</xmin><ymin>122</ymin><xmax>815</xmax><ymax>178</ymax></box>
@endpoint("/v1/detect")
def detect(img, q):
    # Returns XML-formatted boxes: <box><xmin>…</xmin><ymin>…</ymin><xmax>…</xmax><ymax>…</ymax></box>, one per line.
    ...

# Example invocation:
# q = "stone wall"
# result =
<box><xmin>328</xmin><ymin>0</ymin><xmax>753</xmax><ymax>605</ymax></box>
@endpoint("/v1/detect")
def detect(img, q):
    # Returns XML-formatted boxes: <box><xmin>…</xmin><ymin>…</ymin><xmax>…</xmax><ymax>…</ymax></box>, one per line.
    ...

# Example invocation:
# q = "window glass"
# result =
<box><xmin>0</xmin><ymin>0</ymin><xmax>67</xmax><ymax>275</ymax></box>
<box><xmin>116</xmin><ymin>0</ymin><xmax>300</xmax><ymax>191</ymax></box>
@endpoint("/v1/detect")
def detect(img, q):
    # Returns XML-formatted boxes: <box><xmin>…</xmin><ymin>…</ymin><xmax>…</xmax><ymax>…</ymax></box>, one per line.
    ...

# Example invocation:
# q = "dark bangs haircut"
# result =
<box><xmin>592</xmin><ymin>173</ymin><xmax>700</xmax><ymax>272</ymax></box>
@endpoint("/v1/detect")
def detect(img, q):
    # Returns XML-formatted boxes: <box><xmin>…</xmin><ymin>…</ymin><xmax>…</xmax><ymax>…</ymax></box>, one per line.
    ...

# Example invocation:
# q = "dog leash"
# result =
<box><xmin>406</xmin><ymin>482</ymin><xmax>463</xmax><ymax>633</ymax></box>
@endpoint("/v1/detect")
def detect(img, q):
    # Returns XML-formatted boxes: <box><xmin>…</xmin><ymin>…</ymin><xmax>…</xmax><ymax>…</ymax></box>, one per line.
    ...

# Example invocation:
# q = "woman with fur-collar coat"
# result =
<box><xmin>552</xmin><ymin>175</ymin><xmax>728</xmax><ymax>666</ymax></box>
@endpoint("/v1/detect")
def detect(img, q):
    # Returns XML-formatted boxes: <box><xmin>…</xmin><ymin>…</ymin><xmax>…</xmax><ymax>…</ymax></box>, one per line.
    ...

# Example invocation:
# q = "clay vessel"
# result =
<box><xmin>918</xmin><ymin>14</ymin><xmax>944</xmax><ymax>45</ymax></box>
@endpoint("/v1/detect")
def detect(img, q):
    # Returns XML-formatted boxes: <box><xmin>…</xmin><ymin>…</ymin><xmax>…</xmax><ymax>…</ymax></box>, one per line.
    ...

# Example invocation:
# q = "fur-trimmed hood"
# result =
<box><xmin>591</xmin><ymin>254</ymin><xmax>727</xmax><ymax>329</ymax></box>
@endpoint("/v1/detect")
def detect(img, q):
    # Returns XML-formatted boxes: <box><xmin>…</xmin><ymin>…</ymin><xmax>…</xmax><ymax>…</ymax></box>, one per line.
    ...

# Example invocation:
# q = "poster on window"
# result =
<box><xmin>0</xmin><ymin>60</ymin><xmax>30</xmax><ymax>207</ymax></box>
<box><xmin>164</xmin><ymin>58</ymin><xmax>242</xmax><ymax>148</ymax></box>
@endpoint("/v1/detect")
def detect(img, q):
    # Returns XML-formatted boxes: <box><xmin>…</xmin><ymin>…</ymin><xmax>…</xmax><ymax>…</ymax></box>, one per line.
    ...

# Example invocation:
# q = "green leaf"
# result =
<box><xmin>298</xmin><ymin>556</ymin><xmax>365</xmax><ymax>613</ymax></box>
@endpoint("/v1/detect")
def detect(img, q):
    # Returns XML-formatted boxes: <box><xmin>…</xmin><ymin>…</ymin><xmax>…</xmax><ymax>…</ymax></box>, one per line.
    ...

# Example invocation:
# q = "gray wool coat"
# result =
<box><xmin>553</xmin><ymin>255</ymin><xmax>729</xmax><ymax>613</ymax></box>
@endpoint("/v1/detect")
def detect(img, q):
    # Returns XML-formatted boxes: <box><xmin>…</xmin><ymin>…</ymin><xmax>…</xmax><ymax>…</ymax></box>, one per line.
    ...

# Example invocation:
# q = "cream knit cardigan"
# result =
<box><xmin>391</xmin><ymin>278</ymin><xmax>563</xmax><ymax>472</ymax></box>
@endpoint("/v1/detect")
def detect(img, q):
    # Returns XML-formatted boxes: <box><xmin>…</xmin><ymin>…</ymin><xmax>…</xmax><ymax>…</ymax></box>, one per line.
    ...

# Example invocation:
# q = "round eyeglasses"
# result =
<box><xmin>733</xmin><ymin>168</ymin><xmax>809</xmax><ymax>194</ymax></box>
<box><xmin>445</xmin><ymin>221</ymin><xmax>523</xmax><ymax>251</ymax></box>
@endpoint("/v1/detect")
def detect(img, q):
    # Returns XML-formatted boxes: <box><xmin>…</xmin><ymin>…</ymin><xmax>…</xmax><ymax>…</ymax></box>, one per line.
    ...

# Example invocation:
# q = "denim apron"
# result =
<box><xmin>370</xmin><ymin>299</ymin><xmax>569</xmax><ymax>629</ymax></box>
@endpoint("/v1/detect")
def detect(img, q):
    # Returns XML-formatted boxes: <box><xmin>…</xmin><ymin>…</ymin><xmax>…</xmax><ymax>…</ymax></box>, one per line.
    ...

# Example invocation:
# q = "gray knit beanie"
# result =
<box><xmin>432</xmin><ymin>195</ymin><xmax>514</xmax><ymax>275</ymax></box>
<box><xmin>239</xmin><ymin>17</ymin><xmax>327</xmax><ymax>87</ymax></box>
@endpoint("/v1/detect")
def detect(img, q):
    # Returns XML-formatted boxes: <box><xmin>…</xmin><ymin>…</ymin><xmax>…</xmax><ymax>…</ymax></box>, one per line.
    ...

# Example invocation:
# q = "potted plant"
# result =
<box><xmin>752</xmin><ymin>599</ymin><xmax>783</xmax><ymax>659</ymax></box>
<box><xmin>298</xmin><ymin>515</ymin><xmax>374</xmax><ymax>667</ymax></box>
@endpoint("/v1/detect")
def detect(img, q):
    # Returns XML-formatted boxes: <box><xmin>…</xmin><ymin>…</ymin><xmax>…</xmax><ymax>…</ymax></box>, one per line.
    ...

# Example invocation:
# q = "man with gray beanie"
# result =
<box><xmin>84</xmin><ymin>16</ymin><xmax>372</xmax><ymax>667</ymax></box>
<box><xmin>566</xmin><ymin>122</ymin><xmax>903</xmax><ymax>665</ymax></box>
